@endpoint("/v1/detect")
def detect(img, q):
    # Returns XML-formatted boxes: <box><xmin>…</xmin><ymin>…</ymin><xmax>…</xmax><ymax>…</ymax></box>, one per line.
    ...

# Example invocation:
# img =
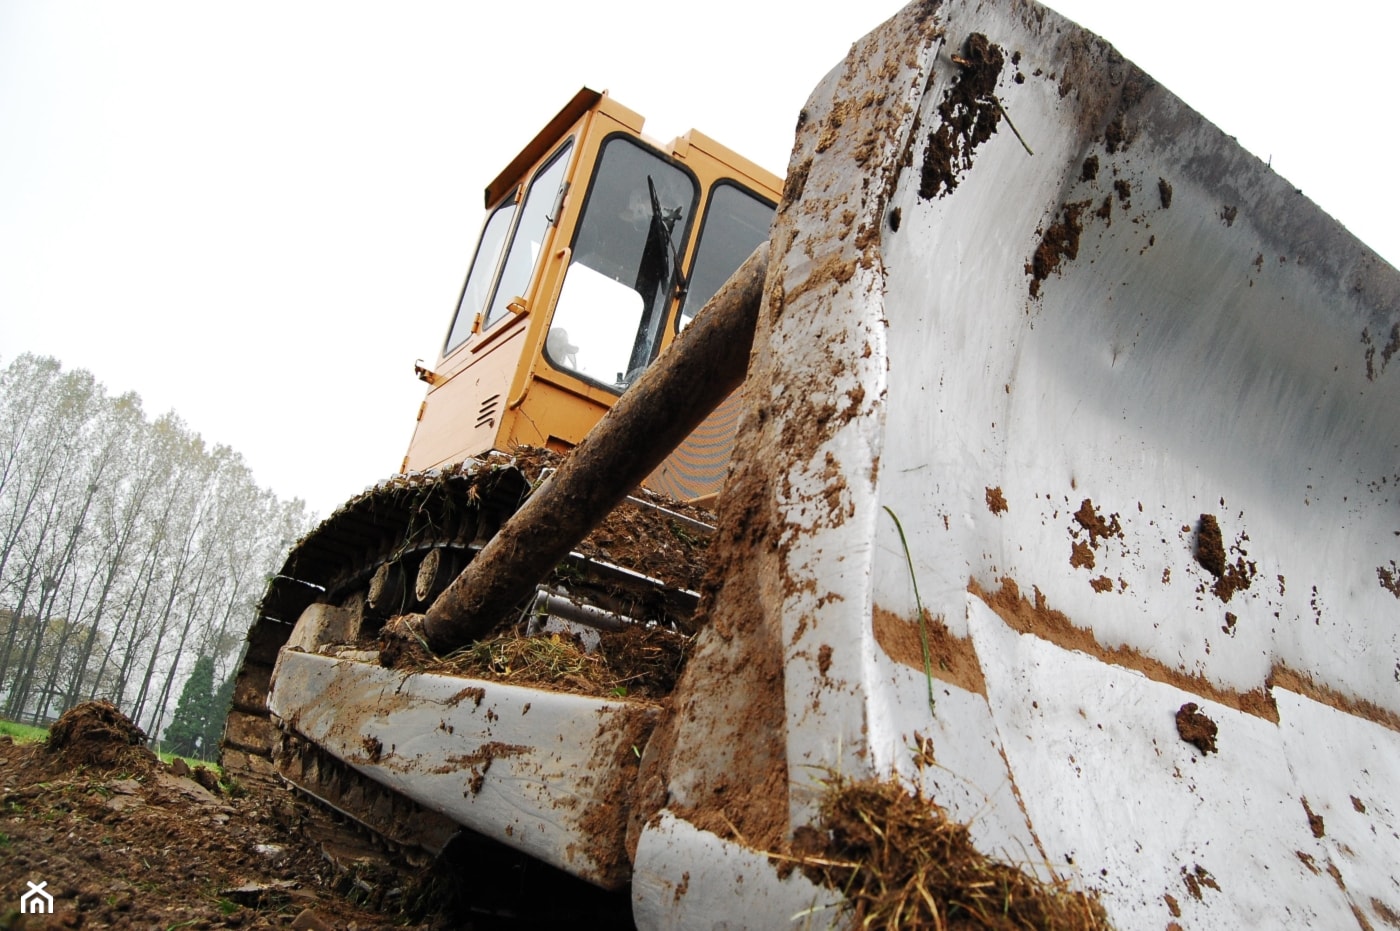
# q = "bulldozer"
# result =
<box><xmin>225</xmin><ymin>0</ymin><xmax>1400</xmax><ymax>927</ymax></box>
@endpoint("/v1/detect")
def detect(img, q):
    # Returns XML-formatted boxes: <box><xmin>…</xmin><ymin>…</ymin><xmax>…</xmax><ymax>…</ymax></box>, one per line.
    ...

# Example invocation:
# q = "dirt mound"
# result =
<box><xmin>42</xmin><ymin>700</ymin><xmax>155</xmax><ymax>774</ymax></box>
<box><xmin>1</xmin><ymin>722</ymin><xmax>454</xmax><ymax>929</ymax></box>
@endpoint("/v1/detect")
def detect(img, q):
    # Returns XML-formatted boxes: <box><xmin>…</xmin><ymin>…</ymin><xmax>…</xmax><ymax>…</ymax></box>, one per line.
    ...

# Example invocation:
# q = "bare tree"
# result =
<box><xmin>0</xmin><ymin>366</ymin><xmax>102</xmax><ymax>716</ymax></box>
<box><xmin>0</xmin><ymin>354</ymin><xmax>312</xmax><ymax>726</ymax></box>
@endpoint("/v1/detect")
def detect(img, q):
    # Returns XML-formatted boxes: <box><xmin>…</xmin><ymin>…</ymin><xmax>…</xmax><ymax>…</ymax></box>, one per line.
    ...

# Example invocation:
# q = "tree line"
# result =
<box><xmin>0</xmin><ymin>353</ymin><xmax>311</xmax><ymax>758</ymax></box>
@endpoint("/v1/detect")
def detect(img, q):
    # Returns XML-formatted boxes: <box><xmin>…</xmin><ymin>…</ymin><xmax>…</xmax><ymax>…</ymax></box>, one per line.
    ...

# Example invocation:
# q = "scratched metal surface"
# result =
<box><xmin>643</xmin><ymin>0</ymin><xmax>1400</xmax><ymax>926</ymax></box>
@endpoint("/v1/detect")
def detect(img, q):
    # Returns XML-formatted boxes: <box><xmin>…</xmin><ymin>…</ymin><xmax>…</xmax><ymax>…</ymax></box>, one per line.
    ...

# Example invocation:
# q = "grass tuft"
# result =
<box><xmin>431</xmin><ymin>626</ymin><xmax>686</xmax><ymax>700</ymax></box>
<box><xmin>791</xmin><ymin>774</ymin><xmax>1112</xmax><ymax>930</ymax></box>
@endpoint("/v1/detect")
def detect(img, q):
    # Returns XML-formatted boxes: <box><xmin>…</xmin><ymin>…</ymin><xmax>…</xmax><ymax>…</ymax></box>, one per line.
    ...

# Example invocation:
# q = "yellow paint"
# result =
<box><xmin>402</xmin><ymin>88</ymin><xmax>782</xmax><ymax>499</ymax></box>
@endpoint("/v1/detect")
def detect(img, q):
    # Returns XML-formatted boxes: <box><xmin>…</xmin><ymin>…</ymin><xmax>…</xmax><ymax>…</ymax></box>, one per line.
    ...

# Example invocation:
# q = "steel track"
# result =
<box><xmin>221</xmin><ymin>454</ymin><xmax>703</xmax><ymax>921</ymax></box>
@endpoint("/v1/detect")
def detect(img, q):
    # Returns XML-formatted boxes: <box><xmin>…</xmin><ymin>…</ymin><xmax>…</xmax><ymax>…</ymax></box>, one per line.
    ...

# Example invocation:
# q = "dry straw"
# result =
<box><xmin>790</xmin><ymin>774</ymin><xmax>1112</xmax><ymax>930</ymax></box>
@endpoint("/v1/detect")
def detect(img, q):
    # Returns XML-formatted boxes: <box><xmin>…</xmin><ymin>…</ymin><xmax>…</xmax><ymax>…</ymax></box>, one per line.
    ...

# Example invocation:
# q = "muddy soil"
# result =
<box><xmin>512</xmin><ymin>446</ymin><xmax>715</xmax><ymax>598</ymax></box>
<box><xmin>2</xmin><ymin>703</ymin><xmax>598</xmax><ymax>930</ymax></box>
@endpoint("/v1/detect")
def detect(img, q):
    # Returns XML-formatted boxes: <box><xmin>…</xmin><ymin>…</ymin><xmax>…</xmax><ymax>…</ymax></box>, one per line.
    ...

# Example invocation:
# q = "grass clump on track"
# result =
<box><xmin>429</xmin><ymin>624</ymin><xmax>687</xmax><ymax>700</ymax></box>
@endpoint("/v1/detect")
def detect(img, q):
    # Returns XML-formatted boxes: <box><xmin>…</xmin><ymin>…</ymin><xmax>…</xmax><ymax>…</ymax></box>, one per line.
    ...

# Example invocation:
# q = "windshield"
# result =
<box><xmin>545</xmin><ymin>136</ymin><xmax>697</xmax><ymax>389</ymax></box>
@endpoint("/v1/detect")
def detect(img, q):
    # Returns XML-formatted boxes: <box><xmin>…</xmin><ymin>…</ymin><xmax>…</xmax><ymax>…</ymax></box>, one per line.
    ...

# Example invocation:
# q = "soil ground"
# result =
<box><xmin>0</xmin><ymin>450</ymin><xmax>709</xmax><ymax>930</ymax></box>
<box><xmin>0</xmin><ymin>704</ymin><xmax>469</xmax><ymax>931</ymax></box>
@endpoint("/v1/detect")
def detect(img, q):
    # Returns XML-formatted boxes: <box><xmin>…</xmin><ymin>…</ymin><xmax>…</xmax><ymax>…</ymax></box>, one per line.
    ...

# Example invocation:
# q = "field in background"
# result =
<box><xmin>0</xmin><ymin>716</ymin><xmax>220</xmax><ymax>774</ymax></box>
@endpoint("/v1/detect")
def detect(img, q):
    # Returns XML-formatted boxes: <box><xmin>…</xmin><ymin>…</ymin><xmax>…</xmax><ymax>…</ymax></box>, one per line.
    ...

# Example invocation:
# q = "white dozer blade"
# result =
<box><xmin>635</xmin><ymin>0</ymin><xmax>1400</xmax><ymax>928</ymax></box>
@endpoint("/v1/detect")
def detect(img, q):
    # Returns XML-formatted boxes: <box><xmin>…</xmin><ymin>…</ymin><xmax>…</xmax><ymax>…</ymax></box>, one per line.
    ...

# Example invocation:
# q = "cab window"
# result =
<box><xmin>444</xmin><ymin>200</ymin><xmax>516</xmax><ymax>354</ymax></box>
<box><xmin>546</xmin><ymin>136</ymin><xmax>697</xmax><ymax>390</ymax></box>
<box><xmin>481</xmin><ymin>140</ymin><xmax>574</xmax><ymax>332</ymax></box>
<box><xmin>679</xmin><ymin>182</ymin><xmax>775</xmax><ymax>327</ymax></box>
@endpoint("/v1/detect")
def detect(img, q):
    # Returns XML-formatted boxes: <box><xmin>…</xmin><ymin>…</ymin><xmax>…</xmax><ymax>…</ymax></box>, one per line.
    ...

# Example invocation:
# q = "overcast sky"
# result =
<box><xmin>2</xmin><ymin>0</ymin><xmax>1395</xmax><ymax>518</ymax></box>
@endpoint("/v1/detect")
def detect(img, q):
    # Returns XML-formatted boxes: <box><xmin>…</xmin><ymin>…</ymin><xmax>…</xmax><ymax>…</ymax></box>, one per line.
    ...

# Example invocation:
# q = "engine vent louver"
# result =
<box><xmin>476</xmin><ymin>394</ymin><xmax>500</xmax><ymax>430</ymax></box>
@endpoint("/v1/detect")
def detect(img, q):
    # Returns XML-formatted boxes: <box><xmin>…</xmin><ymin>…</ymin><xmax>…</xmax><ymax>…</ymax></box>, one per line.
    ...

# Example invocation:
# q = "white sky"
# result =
<box><xmin>2</xmin><ymin>1</ymin><xmax>1395</xmax><ymax>518</ymax></box>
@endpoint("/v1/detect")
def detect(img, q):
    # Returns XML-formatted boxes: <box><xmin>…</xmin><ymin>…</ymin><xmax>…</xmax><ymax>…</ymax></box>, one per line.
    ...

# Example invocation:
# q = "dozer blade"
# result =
<box><xmin>634</xmin><ymin>0</ymin><xmax>1400</xmax><ymax>928</ymax></box>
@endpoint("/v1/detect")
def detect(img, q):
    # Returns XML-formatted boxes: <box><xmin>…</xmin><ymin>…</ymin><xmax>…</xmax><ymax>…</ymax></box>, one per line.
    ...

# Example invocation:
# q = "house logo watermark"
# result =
<box><xmin>20</xmin><ymin>880</ymin><xmax>53</xmax><ymax>914</ymax></box>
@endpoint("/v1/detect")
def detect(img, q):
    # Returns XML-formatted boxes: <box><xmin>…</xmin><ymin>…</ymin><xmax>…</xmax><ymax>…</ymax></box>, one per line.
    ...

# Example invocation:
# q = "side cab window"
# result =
<box><xmin>442</xmin><ymin>140</ymin><xmax>575</xmax><ymax>356</ymax></box>
<box><xmin>679</xmin><ymin>182</ymin><xmax>775</xmax><ymax>329</ymax></box>
<box><xmin>443</xmin><ymin>200</ymin><xmax>517</xmax><ymax>355</ymax></box>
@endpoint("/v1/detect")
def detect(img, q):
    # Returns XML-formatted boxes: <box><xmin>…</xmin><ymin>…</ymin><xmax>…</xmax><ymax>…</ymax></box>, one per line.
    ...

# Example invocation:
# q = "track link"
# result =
<box><xmin>222</xmin><ymin>459</ymin><xmax>529</xmax><ymax>868</ymax></box>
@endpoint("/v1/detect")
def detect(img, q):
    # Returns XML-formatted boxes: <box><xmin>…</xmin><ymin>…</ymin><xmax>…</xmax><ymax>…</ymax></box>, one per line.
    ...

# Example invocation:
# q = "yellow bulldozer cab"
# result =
<box><xmin>402</xmin><ymin>89</ymin><xmax>781</xmax><ymax>502</ymax></box>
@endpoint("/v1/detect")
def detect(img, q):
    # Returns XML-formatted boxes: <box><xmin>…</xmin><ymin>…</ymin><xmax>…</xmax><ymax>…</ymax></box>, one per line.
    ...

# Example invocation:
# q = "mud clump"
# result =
<box><xmin>45</xmin><ymin>700</ymin><xmax>151</xmax><ymax>771</ymax></box>
<box><xmin>1068</xmin><ymin>498</ymin><xmax>1121</xmax><ymax>578</ymax></box>
<box><xmin>379</xmin><ymin>612</ymin><xmax>434</xmax><ymax>668</ymax></box>
<box><xmin>918</xmin><ymin>33</ymin><xmax>1007</xmax><ymax>199</ymax></box>
<box><xmin>1195</xmin><ymin>514</ymin><xmax>1227</xmax><ymax>577</ymax></box>
<box><xmin>1176</xmin><ymin>702</ymin><xmax>1218</xmax><ymax>754</ymax></box>
<box><xmin>792</xmin><ymin>775</ymin><xmax>1111</xmax><ymax>929</ymax></box>
<box><xmin>1029</xmin><ymin>201</ymin><xmax>1090</xmax><ymax>298</ymax></box>
<box><xmin>1194</xmin><ymin>514</ymin><xmax>1257</xmax><ymax>602</ymax></box>
<box><xmin>1074</xmin><ymin>498</ymin><xmax>1122</xmax><ymax>547</ymax></box>
<box><xmin>985</xmin><ymin>486</ymin><xmax>1008</xmax><ymax>514</ymax></box>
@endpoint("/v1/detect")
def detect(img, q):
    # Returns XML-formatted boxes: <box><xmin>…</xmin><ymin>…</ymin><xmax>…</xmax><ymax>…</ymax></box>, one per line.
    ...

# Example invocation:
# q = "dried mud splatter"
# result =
<box><xmin>1378</xmin><ymin>561</ymin><xmax>1400</xmax><ymax>598</ymax></box>
<box><xmin>1269</xmin><ymin>665</ymin><xmax>1400</xmax><ymax>734</ymax></box>
<box><xmin>918</xmin><ymin>33</ymin><xmax>1007</xmax><ymax>199</ymax></box>
<box><xmin>971</xmin><ymin>577</ymin><xmax>1278</xmax><ymax>721</ymax></box>
<box><xmin>1181</xmin><ymin>864</ymin><xmax>1220</xmax><ymax>900</ymax></box>
<box><xmin>872</xmin><ymin>605</ymin><xmax>987</xmax><ymax>695</ymax></box>
<box><xmin>1175</xmin><ymin>702</ymin><xmax>1218</xmax><ymax>754</ymax></box>
<box><xmin>1301</xmin><ymin>797</ymin><xmax>1326</xmax><ymax>838</ymax></box>
<box><xmin>1362</xmin><ymin>322</ymin><xmax>1400</xmax><ymax>381</ymax></box>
